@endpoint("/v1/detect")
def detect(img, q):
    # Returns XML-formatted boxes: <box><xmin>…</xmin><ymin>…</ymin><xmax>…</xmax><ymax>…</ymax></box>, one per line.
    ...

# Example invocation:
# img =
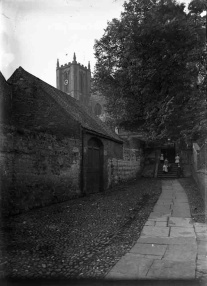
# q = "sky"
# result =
<box><xmin>1</xmin><ymin>0</ymin><xmax>193</xmax><ymax>87</ymax></box>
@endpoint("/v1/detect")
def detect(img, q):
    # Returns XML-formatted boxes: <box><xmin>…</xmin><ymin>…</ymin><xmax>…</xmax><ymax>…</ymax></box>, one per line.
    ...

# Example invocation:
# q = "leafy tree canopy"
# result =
<box><xmin>93</xmin><ymin>0</ymin><xmax>206</xmax><ymax>143</ymax></box>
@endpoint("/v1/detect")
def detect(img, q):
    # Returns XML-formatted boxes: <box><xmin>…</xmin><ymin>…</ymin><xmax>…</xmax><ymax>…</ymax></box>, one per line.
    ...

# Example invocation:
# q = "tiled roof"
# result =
<box><xmin>8</xmin><ymin>67</ymin><xmax>122</xmax><ymax>143</ymax></box>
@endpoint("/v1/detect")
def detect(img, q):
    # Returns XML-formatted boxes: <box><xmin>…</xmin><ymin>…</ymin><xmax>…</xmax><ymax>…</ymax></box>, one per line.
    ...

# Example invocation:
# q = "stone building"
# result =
<box><xmin>56</xmin><ymin>54</ymin><xmax>107</xmax><ymax>121</ymax></box>
<box><xmin>0</xmin><ymin>67</ymin><xmax>143</xmax><ymax>215</ymax></box>
<box><xmin>56</xmin><ymin>53</ymin><xmax>91</xmax><ymax>106</ymax></box>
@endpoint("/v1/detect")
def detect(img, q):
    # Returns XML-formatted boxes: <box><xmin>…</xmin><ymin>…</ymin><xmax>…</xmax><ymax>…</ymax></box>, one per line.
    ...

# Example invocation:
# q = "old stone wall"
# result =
<box><xmin>192</xmin><ymin>166</ymin><xmax>207</xmax><ymax>212</ymax></box>
<box><xmin>196</xmin><ymin>169</ymin><xmax>207</xmax><ymax>213</ymax></box>
<box><xmin>107</xmin><ymin>158</ymin><xmax>141</xmax><ymax>188</ymax></box>
<box><xmin>1</xmin><ymin>125</ymin><xmax>81</xmax><ymax>215</ymax></box>
<box><xmin>192</xmin><ymin>142</ymin><xmax>207</xmax><ymax>208</ymax></box>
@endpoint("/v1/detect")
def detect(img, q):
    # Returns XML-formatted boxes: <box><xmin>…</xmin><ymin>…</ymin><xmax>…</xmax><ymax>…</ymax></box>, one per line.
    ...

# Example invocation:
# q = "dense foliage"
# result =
<box><xmin>93</xmin><ymin>0</ymin><xmax>206</xmax><ymax>142</ymax></box>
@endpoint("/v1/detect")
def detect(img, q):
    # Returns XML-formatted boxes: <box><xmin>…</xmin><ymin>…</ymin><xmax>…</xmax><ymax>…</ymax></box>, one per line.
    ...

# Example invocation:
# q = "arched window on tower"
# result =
<box><xmin>82</xmin><ymin>73</ymin><xmax>85</xmax><ymax>94</ymax></box>
<box><xmin>80</xmin><ymin>72</ymin><xmax>84</xmax><ymax>94</ymax></box>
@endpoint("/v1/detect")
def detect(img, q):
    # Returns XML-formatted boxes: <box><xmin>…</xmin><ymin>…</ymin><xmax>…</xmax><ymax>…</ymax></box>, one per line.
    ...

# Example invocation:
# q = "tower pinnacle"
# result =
<box><xmin>73</xmin><ymin>53</ymin><xmax>77</xmax><ymax>63</ymax></box>
<box><xmin>57</xmin><ymin>58</ymin><xmax>59</xmax><ymax>68</ymax></box>
<box><xmin>88</xmin><ymin>61</ymin><xmax>91</xmax><ymax>70</ymax></box>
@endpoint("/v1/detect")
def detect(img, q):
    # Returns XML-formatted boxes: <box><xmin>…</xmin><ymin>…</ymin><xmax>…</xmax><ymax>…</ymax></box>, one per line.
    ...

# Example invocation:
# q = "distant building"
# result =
<box><xmin>56</xmin><ymin>54</ymin><xmax>107</xmax><ymax>122</ymax></box>
<box><xmin>56</xmin><ymin>53</ymin><xmax>91</xmax><ymax>106</ymax></box>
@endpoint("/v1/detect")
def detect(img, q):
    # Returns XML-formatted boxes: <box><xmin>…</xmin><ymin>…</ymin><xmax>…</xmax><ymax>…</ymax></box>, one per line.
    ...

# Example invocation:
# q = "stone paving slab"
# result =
<box><xmin>174</xmin><ymin>198</ymin><xmax>189</xmax><ymax>203</ymax></box>
<box><xmin>148</xmin><ymin>216</ymin><xmax>168</xmax><ymax>222</ymax></box>
<box><xmin>155</xmin><ymin>221</ymin><xmax>167</xmax><ymax>227</ymax></box>
<box><xmin>168</xmin><ymin>217</ymin><xmax>194</xmax><ymax>228</ymax></box>
<box><xmin>194</xmin><ymin>222</ymin><xmax>207</xmax><ymax>228</ymax></box>
<box><xmin>172</xmin><ymin>204</ymin><xmax>191</xmax><ymax>210</ymax></box>
<box><xmin>127</xmin><ymin>253</ymin><xmax>163</xmax><ymax>260</ymax></box>
<box><xmin>194</xmin><ymin>226</ymin><xmax>207</xmax><ymax>234</ymax></box>
<box><xmin>138</xmin><ymin>236</ymin><xmax>197</xmax><ymax>245</ymax></box>
<box><xmin>196</xmin><ymin>272</ymin><xmax>207</xmax><ymax>281</ymax></box>
<box><xmin>148</xmin><ymin>212</ymin><xmax>171</xmax><ymax>219</ymax></box>
<box><xmin>142</xmin><ymin>226</ymin><xmax>170</xmax><ymax>237</ymax></box>
<box><xmin>173</xmin><ymin>201</ymin><xmax>190</xmax><ymax>205</ymax></box>
<box><xmin>153</xmin><ymin>205</ymin><xmax>171</xmax><ymax>212</ymax></box>
<box><xmin>197</xmin><ymin>255</ymin><xmax>207</xmax><ymax>261</ymax></box>
<box><xmin>196</xmin><ymin>234</ymin><xmax>207</xmax><ymax>241</ymax></box>
<box><xmin>163</xmin><ymin>244</ymin><xmax>197</xmax><ymax>261</ymax></box>
<box><xmin>197</xmin><ymin>259</ymin><xmax>207</xmax><ymax>275</ymax></box>
<box><xmin>156</xmin><ymin>202</ymin><xmax>172</xmax><ymax>206</ymax></box>
<box><xmin>129</xmin><ymin>243</ymin><xmax>167</xmax><ymax>256</ymax></box>
<box><xmin>170</xmin><ymin>226</ymin><xmax>196</xmax><ymax>238</ymax></box>
<box><xmin>171</xmin><ymin>209</ymin><xmax>191</xmax><ymax>218</ymax></box>
<box><xmin>106</xmin><ymin>254</ymin><xmax>153</xmax><ymax>279</ymax></box>
<box><xmin>172</xmin><ymin>202</ymin><xmax>190</xmax><ymax>207</ymax></box>
<box><xmin>147</xmin><ymin>260</ymin><xmax>196</xmax><ymax>279</ymax></box>
<box><xmin>105</xmin><ymin>179</ymin><xmax>202</xmax><ymax>280</ymax></box>
<box><xmin>197</xmin><ymin>241</ymin><xmax>207</xmax><ymax>255</ymax></box>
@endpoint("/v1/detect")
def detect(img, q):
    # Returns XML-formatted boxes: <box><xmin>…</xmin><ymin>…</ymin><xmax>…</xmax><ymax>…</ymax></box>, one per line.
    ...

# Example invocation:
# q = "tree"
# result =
<box><xmin>93</xmin><ymin>0</ymin><xmax>206</xmax><ymax>142</ymax></box>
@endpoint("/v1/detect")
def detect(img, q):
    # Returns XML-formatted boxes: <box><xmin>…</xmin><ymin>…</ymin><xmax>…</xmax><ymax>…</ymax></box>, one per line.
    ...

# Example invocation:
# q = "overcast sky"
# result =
<box><xmin>1</xmin><ymin>0</ymin><xmax>192</xmax><ymax>87</ymax></box>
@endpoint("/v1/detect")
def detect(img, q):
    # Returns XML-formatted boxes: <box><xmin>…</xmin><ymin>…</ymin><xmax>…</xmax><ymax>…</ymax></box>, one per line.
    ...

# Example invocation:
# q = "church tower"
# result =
<box><xmin>56</xmin><ymin>53</ymin><xmax>91</xmax><ymax>106</ymax></box>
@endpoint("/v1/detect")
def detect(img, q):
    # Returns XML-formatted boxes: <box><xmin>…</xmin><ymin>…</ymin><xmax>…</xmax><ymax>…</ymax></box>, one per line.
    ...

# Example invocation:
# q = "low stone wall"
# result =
<box><xmin>0</xmin><ymin>125</ymin><xmax>81</xmax><ymax>215</ymax></box>
<box><xmin>107</xmin><ymin>158</ymin><xmax>141</xmax><ymax>188</ymax></box>
<box><xmin>192</xmin><ymin>166</ymin><xmax>207</xmax><ymax>211</ymax></box>
<box><xmin>191</xmin><ymin>142</ymin><xmax>207</xmax><ymax>212</ymax></box>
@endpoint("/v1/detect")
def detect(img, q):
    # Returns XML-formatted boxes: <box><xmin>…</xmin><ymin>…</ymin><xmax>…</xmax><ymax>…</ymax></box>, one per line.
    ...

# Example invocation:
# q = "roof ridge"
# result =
<box><xmin>7</xmin><ymin>67</ymin><xmax>122</xmax><ymax>143</ymax></box>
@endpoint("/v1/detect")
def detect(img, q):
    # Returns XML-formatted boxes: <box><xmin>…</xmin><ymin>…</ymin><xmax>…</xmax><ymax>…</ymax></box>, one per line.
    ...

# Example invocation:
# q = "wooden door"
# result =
<box><xmin>86</xmin><ymin>138</ymin><xmax>102</xmax><ymax>193</ymax></box>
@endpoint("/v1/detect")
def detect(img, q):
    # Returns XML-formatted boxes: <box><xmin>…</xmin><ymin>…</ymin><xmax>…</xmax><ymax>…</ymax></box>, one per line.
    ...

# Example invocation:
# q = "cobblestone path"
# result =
<box><xmin>1</xmin><ymin>179</ymin><xmax>161</xmax><ymax>278</ymax></box>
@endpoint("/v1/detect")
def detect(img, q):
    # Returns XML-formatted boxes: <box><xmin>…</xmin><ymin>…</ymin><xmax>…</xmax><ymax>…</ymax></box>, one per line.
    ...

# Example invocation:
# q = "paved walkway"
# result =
<box><xmin>106</xmin><ymin>180</ymin><xmax>207</xmax><ymax>280</ymax></box>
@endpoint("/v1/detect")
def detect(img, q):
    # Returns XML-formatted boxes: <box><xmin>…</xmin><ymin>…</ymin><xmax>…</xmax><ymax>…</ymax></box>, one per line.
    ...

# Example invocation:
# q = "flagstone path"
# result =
<box><xmin>106</xmin><ymin>180</ymin><xmax>207</xmax><ymax>281</ymax></box>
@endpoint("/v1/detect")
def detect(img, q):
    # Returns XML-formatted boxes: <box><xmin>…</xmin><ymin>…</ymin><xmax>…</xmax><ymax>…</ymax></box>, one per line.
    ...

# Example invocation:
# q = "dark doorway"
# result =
<box><xmin>86</xmin><ymin>137</ymin><xmax>103</xmax><ymax>193</ymax></box>
<box><xmin>161</xmin><ymin>147</ymin><xmax>175</xmax><ymax>163</ymax></box>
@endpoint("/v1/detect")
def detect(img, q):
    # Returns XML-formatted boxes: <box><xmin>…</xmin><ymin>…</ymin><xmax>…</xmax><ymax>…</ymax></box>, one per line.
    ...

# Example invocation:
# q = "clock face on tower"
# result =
<box><xmin>64</xmin><ymin>79</ymin><xmax>68</xmax><ymax>85</ymax></box>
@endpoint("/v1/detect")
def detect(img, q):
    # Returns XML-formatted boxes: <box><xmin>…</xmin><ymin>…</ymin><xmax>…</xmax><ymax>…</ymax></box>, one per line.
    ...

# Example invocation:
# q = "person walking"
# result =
<box><xmin>175</xmin><ymin>154</ymin><xmax>180</xmax><ymax>165</ymax></box>
<box><xmin>164</xmin><ymin>158</ymin><xmax>169</xmax><ymax>166</ymax></box>
<box><xmin>160</xmin><ymin>153</ymin><xmax>164</xmax><ymax>164</ymax></box>
<box><xmin>177</xmin><ymin>164</ymin><xmax>183</xmax><ymax>178</ymax></box>
<box><xmin>163</xmin><ymin>163</ymin><xmax>168</xmax><ymax>173</ymax></box>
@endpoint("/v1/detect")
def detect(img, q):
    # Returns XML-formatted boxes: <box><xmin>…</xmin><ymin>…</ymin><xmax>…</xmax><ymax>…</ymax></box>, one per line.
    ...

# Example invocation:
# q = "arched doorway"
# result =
<box><xmin>86</xmin><ymin>137</ymin><xmax>103</xmax><ymax>193</ymax></box>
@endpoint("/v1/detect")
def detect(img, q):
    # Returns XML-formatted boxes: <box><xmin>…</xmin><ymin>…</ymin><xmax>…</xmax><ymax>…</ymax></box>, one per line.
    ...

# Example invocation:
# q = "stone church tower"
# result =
<box><xmin>56</xmin><ymin>53</ymin><xmax>91</xmax><ymax>106</ymax></box>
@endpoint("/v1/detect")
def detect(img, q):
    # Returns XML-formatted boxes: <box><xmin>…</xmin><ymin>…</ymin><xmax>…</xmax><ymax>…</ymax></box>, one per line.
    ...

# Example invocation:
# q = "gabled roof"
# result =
<box><xmin>0</xmin><ymin>71</ymin><xmax>11</xmax><ymax>95</ymax></box>
<box><xmin>0</xmin><ymin>71</ymin><xmax>13</xmax><ymax>124</ymax></box>
<box><xmin>7</xmin><ymin>67</ymin><xmax>122</xmax><ymax>143</ymax></box>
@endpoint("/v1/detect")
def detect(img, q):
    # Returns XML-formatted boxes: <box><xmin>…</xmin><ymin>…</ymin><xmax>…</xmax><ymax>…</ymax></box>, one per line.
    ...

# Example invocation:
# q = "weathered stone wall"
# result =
<box><xmin>123</xmin><ymin>148</ymin><xmax>142</xmax><ymax>161</ymax></box>
<box><xmin>192</xmin><ymin>142</ymin><xmax>207</xmax><ymax>209</ymax></box>
<box><xmin>192</xmin><ymin>167</ymin><xmax>207</xmax><ymax>213</ymax></box>
<box><xmin>105</xmin><ymin>136</ymin><xmax>143</xmax><ymax>188</ymax></box>
<box><xmin>196</xmin><ymin>170</ymin><xmax>207</xmax><ymax>215</ymax></box>
<box><xmin>1</xmin><ymin>125</ymin><xmax>81</xmax><ymax>215</ymax></box>
<box><xmin>107</xmin><ymin>158</ymin><xmax>141</xmax><ymax>188</ymax></box>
